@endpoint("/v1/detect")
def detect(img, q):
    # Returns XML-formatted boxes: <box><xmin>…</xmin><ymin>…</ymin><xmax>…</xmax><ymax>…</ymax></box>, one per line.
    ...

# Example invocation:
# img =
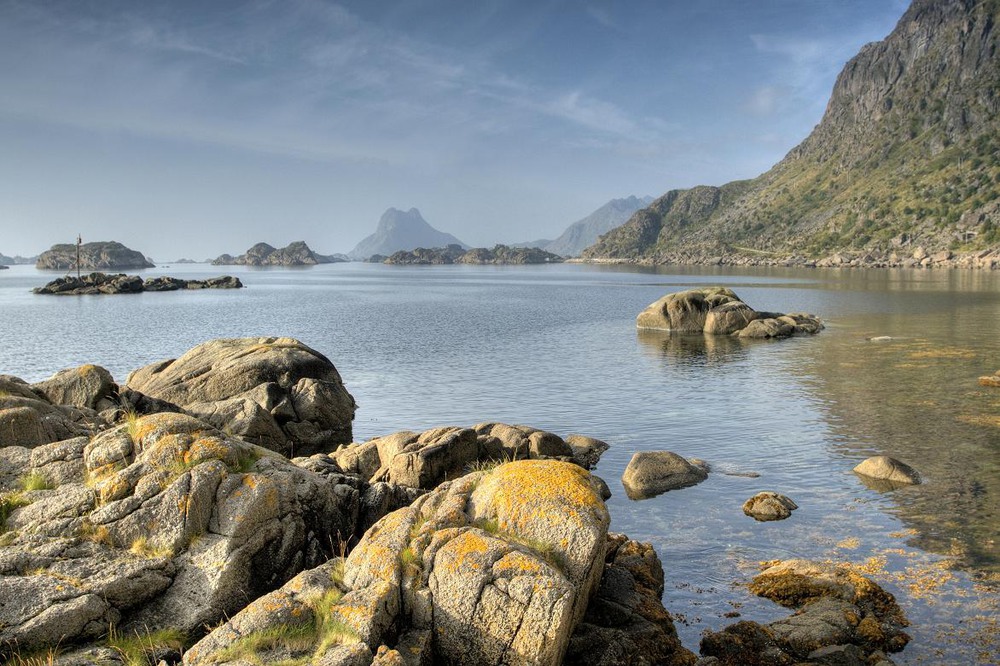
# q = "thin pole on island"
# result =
<box><xmin>76</xmin><ymin>234</ymin><xmax>82</xmax><ymax>279</ymax></box>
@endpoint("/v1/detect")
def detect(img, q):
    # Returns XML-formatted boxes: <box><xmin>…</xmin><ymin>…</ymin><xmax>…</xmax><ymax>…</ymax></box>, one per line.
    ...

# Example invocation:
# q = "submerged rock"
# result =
<box><xmin>701</xmin><ymin>559</ymin><xmax>909</xmax><ymax>664</ymax></box>
<box><xmin>853</xmin><ymin>456</ymin><xmax>921</xmax><ymax>489</ymax></box>
<box><xmin>636</xmin><ymin>288</ymin><xmax>822</xmax><ymax>339</ymax></box>
<box><xmin>979</xmin><ymin>370</ymin><xmax>1000</xmax><ymax>387</ymax></box>
<box><xmin>125</xmin><ymin>337</ymin><xmax>356</xmax><ymax>456</ymax></box>
<box><xmin>742</xmin><ymin>492</ymin><xmax>798</xmax><ymax>521</ymax></box>
<box><xmin>622</xmin><ymin>450</ymin><xmax>708</xmax><ymax>499</ymax></box>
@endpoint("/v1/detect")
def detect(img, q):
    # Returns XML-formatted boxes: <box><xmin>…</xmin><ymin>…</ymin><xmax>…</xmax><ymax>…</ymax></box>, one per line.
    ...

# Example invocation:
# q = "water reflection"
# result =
<box><xmin>636</xmin><ymin>329</ymin><xmax>749</xmax><ymax>366</ymax></box>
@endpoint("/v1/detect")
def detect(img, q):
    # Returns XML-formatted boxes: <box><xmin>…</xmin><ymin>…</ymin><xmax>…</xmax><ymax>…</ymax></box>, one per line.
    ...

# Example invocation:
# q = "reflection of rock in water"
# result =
<box><xmin>637</xmin><ymin>329</ymin><xmax>747</xmax><ymax>365</ymax></box>
<box><xmin>801</xmin><ymin>331</ymin><xmax>1000</xmax><ymax>573</ymax></box>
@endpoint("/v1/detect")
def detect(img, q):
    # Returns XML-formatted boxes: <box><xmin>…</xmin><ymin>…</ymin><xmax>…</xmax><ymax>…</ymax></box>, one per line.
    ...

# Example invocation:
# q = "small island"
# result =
<box><xmin>36</xmin><ymin>241</ymin><xmax>154</xmax><ymax>270</ymax></box>
<box><xmin>33</xmin><ymin>272</ymin><xmax>243</xmax><ymax>295</ymax></box>
<box><xmin>212</xmin><ymin>241</ymin><xmax>346</xmax><ymax>266</ymax></box>
<box><xmin>382</xmin><ymin>243</ymin><xmax>563</xmax><ymax>265</ymax></box>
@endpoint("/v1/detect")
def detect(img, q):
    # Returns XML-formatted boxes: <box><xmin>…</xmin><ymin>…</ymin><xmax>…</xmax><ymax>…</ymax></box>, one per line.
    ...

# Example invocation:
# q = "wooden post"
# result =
<box><xmin>76</xmin><ymin>234</ymin><xmax>82</xmax><ymax>279</ymax></box>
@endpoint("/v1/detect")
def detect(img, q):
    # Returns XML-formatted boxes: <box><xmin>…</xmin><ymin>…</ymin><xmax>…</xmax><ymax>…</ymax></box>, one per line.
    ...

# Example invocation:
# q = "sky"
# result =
<box><xmin>0</xmin><ymin>0</ymin><xmax>910</xmax><ymax>260</ymax></box>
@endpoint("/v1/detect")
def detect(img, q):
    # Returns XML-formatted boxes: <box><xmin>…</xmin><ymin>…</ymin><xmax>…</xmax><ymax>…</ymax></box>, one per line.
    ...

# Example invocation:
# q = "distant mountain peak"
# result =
<box><xmin>348</xmin><ymin>208</ymin><xmax>469</xmax><ymax>260</ymax></box>
<box><xmin>514</xmin><ymin>196</ymin><xmax>653</xmax><ymax>257</ymax></box>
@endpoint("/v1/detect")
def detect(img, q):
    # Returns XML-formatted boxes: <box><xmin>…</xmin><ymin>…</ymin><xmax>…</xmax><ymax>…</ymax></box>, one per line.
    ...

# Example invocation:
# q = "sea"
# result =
<box><xmin>1</xmin><ymin>262</ymin><xmax>998</xmax><ymax>664</ymax></box>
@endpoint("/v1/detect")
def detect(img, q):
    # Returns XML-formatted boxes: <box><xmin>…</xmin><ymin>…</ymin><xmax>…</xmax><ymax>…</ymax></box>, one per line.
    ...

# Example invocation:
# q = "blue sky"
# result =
<box><xmin>0</xmin><ymin>0</ymin><xmax>909</xmax><ymax>259</ymax></box>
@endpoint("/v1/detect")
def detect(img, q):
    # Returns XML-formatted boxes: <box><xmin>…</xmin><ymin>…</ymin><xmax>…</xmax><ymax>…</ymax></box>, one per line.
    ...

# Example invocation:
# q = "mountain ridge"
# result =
<box><xmin>585</xmin><ymin>0</ymin><xmax>1000</xmax><ymax>267</ymax></box>
<box><xmin>514</xmin><ymin>196</ymin><xmax>653</xmax><ymax>257</ymax></box>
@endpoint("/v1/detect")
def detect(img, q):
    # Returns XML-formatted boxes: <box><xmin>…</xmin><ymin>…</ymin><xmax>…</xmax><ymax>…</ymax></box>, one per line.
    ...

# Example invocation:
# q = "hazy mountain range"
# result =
<box><xmin>347</xmin><ymin>208</ymin><xmax>468</xmax><ymax>260</ymax></box>
<box><xmin>585</xmin><ymin>0</ymin><xmax>1000</xmax><ymax>262</ymax></box>
<box><xmin>514</xmin><ymin>196</ymin><xmax>653</xmax><ymax>257</ymax></box>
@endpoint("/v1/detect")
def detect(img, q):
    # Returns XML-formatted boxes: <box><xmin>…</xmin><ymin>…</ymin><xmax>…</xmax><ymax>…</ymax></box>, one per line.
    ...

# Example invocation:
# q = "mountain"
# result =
<box><xmin>212</xmin><ymin>241</ymin><xmax>345</xmax><ymax>266</ymax></box>
<box><xmin>347</xmin><ymin>208</ymin><xmax>468</xmax><ymax>260</ymax></box>
<box><xmin>0</xmin><ymin>252</ymin><xmax>36</xmax><ymax>265</ymax></box>
<box><xmin>517</xmin><ymin>196</ymin><xmax>653</xmax><ymax>257</ymax></box>
<box><xmin>585</xmin><ymin>0</ymin><xmax>1000</xmax><ymax>265</ymax></box>
<box><xmin>35</xmin><ymin>241</ymin><xmax>154</xmax><ymax>270</ymax></box>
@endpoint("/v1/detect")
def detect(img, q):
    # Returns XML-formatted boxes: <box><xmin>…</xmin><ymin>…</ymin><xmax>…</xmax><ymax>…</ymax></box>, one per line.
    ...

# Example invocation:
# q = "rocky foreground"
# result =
<box><xmin>33</xmin><ymin>273</ymin><xmax>242</xmax><ymax>295</ymax></box>
<box><xmin>1</xmin><ymin>338</ymin><xmax>910</xmax><ymax>665</ymax></box>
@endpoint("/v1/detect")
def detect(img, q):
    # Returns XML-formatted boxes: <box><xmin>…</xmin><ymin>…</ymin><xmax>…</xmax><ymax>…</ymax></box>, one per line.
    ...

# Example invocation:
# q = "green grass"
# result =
<box><xmin>105</xmin><ymin>626</ymin><xmax>187</xmax><ymax>666</ymax></box>
<box><xmin>18</xmin><ymin>472</ymin><xmax>54</xmax><ymax>492</ymax></box>
<box><xmin>4</xmin><ymin>646</ymin><xmax>63</xmax><ymax>666</ymax></box>
<box><xmin>0</xmin><ymin>491</ymin><xmax>30</xmax><ymax>533</ymax></box>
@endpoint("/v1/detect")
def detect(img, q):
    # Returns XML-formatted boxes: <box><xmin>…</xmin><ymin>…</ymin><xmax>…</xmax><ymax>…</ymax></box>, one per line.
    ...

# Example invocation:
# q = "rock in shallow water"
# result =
<box><xmin>852</xmin><ymin>455</ymin><xmax>920</xmax><ymax>488</ymax></box>
<box><xmin>622</xmin><ymin>450</ymin><xmax>708</xmax><ymax>499</ymax></box>
<box><xmin>742</xmin><ymin>492</ymin><xmax>798</xmax><ymax>521</ymax></box>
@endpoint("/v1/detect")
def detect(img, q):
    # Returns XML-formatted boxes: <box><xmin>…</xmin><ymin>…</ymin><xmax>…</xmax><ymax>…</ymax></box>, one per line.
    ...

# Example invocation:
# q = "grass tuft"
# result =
<box><xmin>18</xmin><ymin>472</ymin><xmax>55</xmax><ymax>492</ymax></box>
<box><xmin>0</xmin><ymin>491</ymin><xmax>30</xmax><ymax>533</ymax></box>
<box><xmin>105</xmin><ymin>625</ymin><xmax>187</xmax><ymax>666</ymax></box>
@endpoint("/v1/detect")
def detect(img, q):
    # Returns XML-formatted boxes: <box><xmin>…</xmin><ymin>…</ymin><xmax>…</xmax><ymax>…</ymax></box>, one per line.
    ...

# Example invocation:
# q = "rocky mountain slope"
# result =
<box><xmin>518</xmin><ymin>196</ymin><xmax>653</xmax><ymax>257</ymax></box>
<box><xmin>212</xmin><ymin>241</ymin><xmax>344</xmax><ymax>266</ymax></box>
<box><xmin>347</xmin><ymin>208</ymin><xmax>468</xmax><ymax>260</ymax></box>
<box><xmin>586</xmin><ymin>0</ymin><xmax>1000</xmax><ymax>265</ymax></box>
<box><xmin>383</xmin><ymin>243</ymin><xmax>563</xmax><ymax>265</ymax></box>
<box><xmin>35</xmin><ymin>241</ymin><xmax>154</xmax><ymax>271</ymax></box>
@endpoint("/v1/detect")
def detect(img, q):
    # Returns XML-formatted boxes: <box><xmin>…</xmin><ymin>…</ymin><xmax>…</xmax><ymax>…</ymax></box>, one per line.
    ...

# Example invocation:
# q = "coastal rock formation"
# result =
<box><xmin>853</xmin><ymin>455</ymin><xmax>921</xmax><ymax>489</ymax></box>
<box><xmin>186</xmin><ymin>459</ymin><xmax>612</xmax><ymax>666</ymax></box>
<box><xmin>0</xmin><ymin>375</ymin><xmax>96</xmax><ymax>449</ymax></box>
<box><xmin>32</xmin><ymin>272</ymin><xmax>242</xmax><ymax>295</ymax></box>
<box><xmin>621</xmin><ymin>451</ymin><xmax>708</xmax><ymax>499</ymax></box>
<box><xmin>701</xmin><ymin>559</ymin><xmax>909</xmax><ymax>664</ymax></box>
<box><xmin>36</xmin><ymin>241</ymin><xmax>154</xmax><ymax>271</ymax></box>
<box><xmin>212</xmin><ymin>241</ymin><xmax>343</xmax><ymax>266</ymax></box>
<box><xmin>0</xmin><ymin>412</ymin><xmax>359</xmax><ymax>652</ymax></box>
<box><xmin>637</xmin><ymin>288</ymin><xmax>823</xmax><ymax>339</ymax></box>
<box><xmin>382</xmin><ymin>243</ymin><xmax>562</xmax><ymax>265</ymax></box>
<box><xmin>347</xmin><ymin>207</ymin><xmax>469</xmax><ymax>261</ymax></box>
<box><xmin>126</xmin><ymin>337</ymin><xmax>356</xmax><ymax>456</ymax></box>
<box><xmin>31</xmin><ymin>364</ymin><xmax>118</xmax><ymax>412</ymax></box>
<box><xmin>585</xmin><ymin>0</ymin><xmax>1000</xmax><ymax>266</ymax></box>
<box><xmin>742</xmin><ymin>492</ymin><xmax>798</xmax><ymax>522</ymax></box>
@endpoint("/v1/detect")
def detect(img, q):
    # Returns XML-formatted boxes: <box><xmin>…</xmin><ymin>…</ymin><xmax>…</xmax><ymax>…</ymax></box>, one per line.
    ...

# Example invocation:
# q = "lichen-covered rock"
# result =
<box><xmin>852</xmin><ymin>456</ymin><xmax>920</xmax><ymax>488</ymax></box>
<box><xmin>565</xmin><ymin>534</ymin><xmax>696</xmax><ymax>666</ymax></box>
<box><xmin>742</xmin><ymin>492</ymin><xmax>798</xmax><ymax>521</ymax></box>
<box><xmin>125</xmin><ymin>337</ymin><xmax>356</xmax><ymax>456</ymax></box>
<box><xmin>621</xmin><ymin>451</ymin><xmax>708</xmax><ymax>499</ymax></box>
<box><xmin>31</xmin><ymin>365</ymin><xmax>118</xmax><ymax>412</ymax></box>
<box><xmin>187</xmin><ymin>459</ymin><xmax>610</xmax><ymax>666</ymax></box>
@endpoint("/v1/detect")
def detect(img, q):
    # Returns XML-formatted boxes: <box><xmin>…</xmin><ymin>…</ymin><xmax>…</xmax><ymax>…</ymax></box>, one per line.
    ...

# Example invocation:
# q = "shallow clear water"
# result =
<box><xmin>1</xmin><ymin>262</ymin><xmax>998</xmax><ymax>664</ymax></box>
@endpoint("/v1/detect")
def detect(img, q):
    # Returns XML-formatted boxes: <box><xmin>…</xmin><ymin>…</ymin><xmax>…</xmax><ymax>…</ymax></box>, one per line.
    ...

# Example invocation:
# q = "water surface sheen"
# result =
<box><xmin>2</xmin><ymin>263</ymin><xmax>998</xmax><ymax>664</ymax></box>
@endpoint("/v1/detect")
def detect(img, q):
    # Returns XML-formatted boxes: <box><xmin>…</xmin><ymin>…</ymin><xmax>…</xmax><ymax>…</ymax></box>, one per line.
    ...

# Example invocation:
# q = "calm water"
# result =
<box><xmin>2</xmin><ymin>262</ymin><xmax>998</xmax><ymax>664</ymax></box>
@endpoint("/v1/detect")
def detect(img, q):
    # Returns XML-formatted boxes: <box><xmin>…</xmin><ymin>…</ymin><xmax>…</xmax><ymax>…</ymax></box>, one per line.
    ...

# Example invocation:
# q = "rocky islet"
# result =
<box><xmin>33</xmin><ymin>273</ymin><xmax>242</xmax><ymax>296</ymax></box>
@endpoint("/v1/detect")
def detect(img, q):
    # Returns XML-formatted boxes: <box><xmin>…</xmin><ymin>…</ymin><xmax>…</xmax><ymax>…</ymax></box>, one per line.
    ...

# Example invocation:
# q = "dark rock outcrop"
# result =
<box><xmin>33</xmin><ymin>272</ymin><xmax>242</xmax><ymax>295</ymax></box>
<box><xmin>36</xmin><ymin>242</ymin><xmax>154</xmax><ymax>271</ymax></box>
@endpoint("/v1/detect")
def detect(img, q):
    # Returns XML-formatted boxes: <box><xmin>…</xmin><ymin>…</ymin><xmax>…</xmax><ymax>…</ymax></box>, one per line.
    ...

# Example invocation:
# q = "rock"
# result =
<box><xmin>31</xmin><ymin>365</ymin><xmax>118</xmax><ymax>412</ymax></box>
<box><xmin>622</xmin><ymin>451</ymin><xmax>708</xmax><ymax>499</ymax></box>
<box><xmin>35</xmin><ymin>241</ymin><xmax>154</xmax><ymax>271</ymax></box>
<box><xmin>565</xmin><ymin>434</ymin><xmax>610</xmax><ymax>470</ymax></box>
<box><xmin>187</xmin><ymin>459</ymin><xmax>611</xmax><ymax>666</ymax></box>
<box><xmin>979</xmin><ymin>370</ymin><xmax>1000</xmax><ymax>387</ymax></box>
<box><xmin>742</xmin><ymin>492</ymin><xmax>798</xmax><ymax>521</ymax></box>
<box><xmin>565</xmin><ymin>534</ymin><xmax>696</xmax><ymax>666</ymax></box>
<box><xmin>211</xmin><ymin>241</ymin><xmax>338</xmax><ymax>266</ymax></box>
<box><xmin>33</xmin><ymin>272</ymin><xmax>242</xmax><ymax>295</ymax></box>
<box><xmin>125</xmin><ymin>337</ymin><xmax>356</xmax><ymax>456</ymax></box>
<box><xmin>0</xmin><ymin>376</ymin><xmax>94</xmax><ymax>448</ymax></box>
<box><xmin>637</xmin><ymin>288</ymin><xmax>822</xmax><ymax>339</ymax></box>
<box><xmin>700</xmin><ymin>621</ymin><xmax>793</xmax><ymax>666</ymax></box>
<box><xmin>852</xmin><ymin>456</ymin><xmax>920</xmax><ymax>489</ymax></box>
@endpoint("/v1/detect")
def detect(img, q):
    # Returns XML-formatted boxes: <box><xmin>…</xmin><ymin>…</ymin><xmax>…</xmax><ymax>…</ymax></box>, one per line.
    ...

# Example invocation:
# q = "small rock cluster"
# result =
<box><xmin>33</xmin><ymin>272</ymin><xmax>242</xmax><ymax>295</ymax></box>
<box><xmin>636</xmin><ymin>288</ymin><xmax>823</xmax><ymax>339</ymax></box>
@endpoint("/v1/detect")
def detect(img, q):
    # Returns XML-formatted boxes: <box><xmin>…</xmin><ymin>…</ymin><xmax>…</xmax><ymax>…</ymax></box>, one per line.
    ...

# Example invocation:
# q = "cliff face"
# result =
<box><xmin>587</xmin><ymin>0</ymin><xmax>1000</xmax><ymax>262</ymax></box>
<box><xmin>35</xmin><ymin>241</ymin><xmax>154</xmax><ymax>270</ymax></box>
